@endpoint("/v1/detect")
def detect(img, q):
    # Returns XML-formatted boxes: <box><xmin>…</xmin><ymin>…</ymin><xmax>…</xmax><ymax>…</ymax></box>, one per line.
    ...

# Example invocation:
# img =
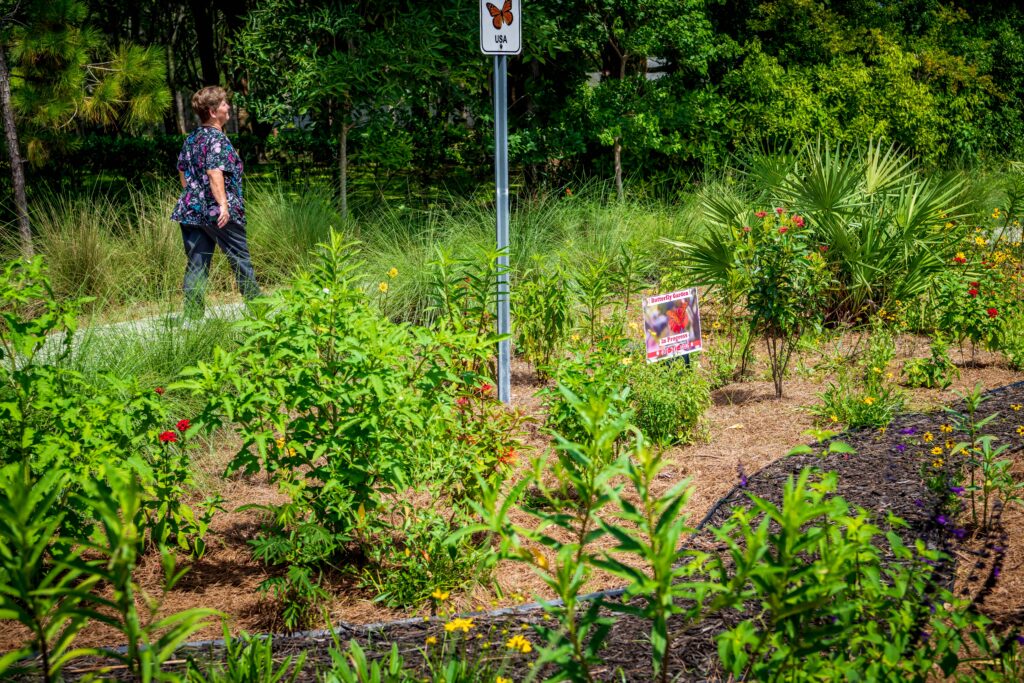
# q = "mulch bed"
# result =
<box><xmin>54</xmin><ymin>382</ymin><xmax>1024</xmax><ymax>681</ymax></box>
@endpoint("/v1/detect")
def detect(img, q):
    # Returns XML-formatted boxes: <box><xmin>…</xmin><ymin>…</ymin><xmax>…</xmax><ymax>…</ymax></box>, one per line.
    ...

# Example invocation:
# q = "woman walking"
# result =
<box><xmin>171</xmin><ymin>86</ymin><xmax>260</xmax><ymax>317</ymax></box>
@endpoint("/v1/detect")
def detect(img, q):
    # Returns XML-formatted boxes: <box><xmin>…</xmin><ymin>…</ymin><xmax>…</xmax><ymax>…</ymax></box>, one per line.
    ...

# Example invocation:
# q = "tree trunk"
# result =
<box><xmin>613</xmin><ymin>137</ymin><xmax>623</xmax><ymax>202</ymax></box>
<box><xmin>189</xmin><ymin>0</ymin><xmax>219</xmax><ymax>85</ymax></box>
<box><xmin>0</xmin><ymin>47</ymin><xmax>32</xmax><ymax>259</ymax></box>
<box><xmin>339</xmin><ymin>121</ymin><xmax>349</xmax><ymax>220</ymax></box>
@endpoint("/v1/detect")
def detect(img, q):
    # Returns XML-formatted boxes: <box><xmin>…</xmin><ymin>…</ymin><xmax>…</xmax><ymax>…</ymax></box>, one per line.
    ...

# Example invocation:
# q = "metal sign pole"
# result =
<box><xmin>494</xmin><ymin>54</ymin><xmax>511</xmax><ymax>404</ymax></box>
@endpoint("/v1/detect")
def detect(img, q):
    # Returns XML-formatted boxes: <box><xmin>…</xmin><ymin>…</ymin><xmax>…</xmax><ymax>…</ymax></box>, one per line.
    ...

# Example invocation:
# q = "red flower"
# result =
<box><xmin>968</xmin><ymin>288</ymin><xmax>979</xmax><ymax>297</ymax></box>
<box><xmin>793</xmin><ymin>215</ymin><xmax>805</xmax><ymax>227</ymax></box>
<box><xmin>755</xmin><ymin>211</ymin><xmax>767</xmax><ymax>218</ymax></box>
<box><xmin>498</xmin><ymin>448</ymin><xmax>518</xmax><ymax>465</ymax></box>
<box><xmin>742</xmin><ymin>225</ymin><xmax>751</xmax><ymax>233</ymax></box>
<box><xmin>819</xmin><ymin>245</ymin><xmax>829</xmax><ymax>253</ymax></box>
<box><xmin>778</xmin><ymin>226</ymin><xmax>788</xmax><ymax>234</ymax></box>
<box><xmin>953</xmin><ymin>255</ymin><xmax>967</xmax><ymax>264</ymax></box>
<box><xmin>970</xmin><ymin>282</ymin><xmax>979</xmax><ymax>287</ymax></box>
<box><xmin>176</xmin><ymin>419</ymin><xmax>191</xmax><ymax>432</ymax></box>
<box><xmin>154</xmin><ymin>387</ymin><xmax>165</xmax><ymax>395</ymax></box>
<box><xmin>479</xmin><ymin>383</ymin><xmax>493</xmax><ymax>393</ymax></box>
<box><xmin>159</xmin><ymin>431</ymin><xmax>177</xmax><ymax>443</ymax></box>
<box><xmin>775</xmin><ymin>207</ymin><xmax>785</xmax><ymax>215</ymax></box>
<box><xmin>456</xmin><ymin>396</ymin><xmax>469</xmax><ymax>407</ymax></box>
<box><xmin>988</xmin><ymin>308</ymin><xmax>999</xmax><ymax>318</ymax></box>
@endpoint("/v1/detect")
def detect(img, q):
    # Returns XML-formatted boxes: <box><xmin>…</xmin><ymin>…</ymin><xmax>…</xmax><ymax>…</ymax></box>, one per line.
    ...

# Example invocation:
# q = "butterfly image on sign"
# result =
<box><xmin>486</xmin><ymin>0</ymin><xmax>513</xmax><ymax>28</ymax></box>
<box><xmin>641</xmin><ymin>288</ymin><xmax>703</xmax><ymax>363</ymax></box>
<box><xmin>479</xmin><ymin>0</ymin><xmax>521</xmax><ymax>54</ymax></box>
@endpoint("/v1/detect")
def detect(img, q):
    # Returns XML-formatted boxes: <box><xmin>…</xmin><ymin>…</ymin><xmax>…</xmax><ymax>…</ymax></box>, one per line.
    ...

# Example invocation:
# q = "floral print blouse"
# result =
<box><xmin>171</xmin><ymin>126</ymin><xmax>246</xmax><ymax>227</ymax></box>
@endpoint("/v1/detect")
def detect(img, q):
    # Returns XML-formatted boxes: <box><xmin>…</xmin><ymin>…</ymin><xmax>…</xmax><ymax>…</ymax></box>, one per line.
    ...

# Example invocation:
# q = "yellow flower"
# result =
<box><xmin>946</xmin><ymin>440</ymin><xmax>954</xmax><ymax>449</ymax></box>
<box><xmin>388</xmin><ymin>267</ymin><xmax>398</xmax><ymax>278</ymax></box>
<box><xmin>620</xmin><ymin>357</ymin><xmax>632</xmax><ymax>366</ymax></box>
<box><xmin>628</xmin><ymin>321</ymin><xmax>640</xmax><ymax>332</ymax></box>
<box><xmin>425</xmin><ymin>636</ymin><xmax>438</xmax><ymax>646</ymax></box>
<box><xmin>932</xmin><ymin>458</ymin><xmax>944</xmax><ymax>468</ymax></box>
<box><xmin>879</xmin><ymin>427</ymin><xmax>887</xmax><ymax>435</ymax></box>
<box><xmin>1012</xmin><ymin>404</ymin><xmax>1022</xmax><ymax>411</ymax></box>
<box><xmin>1017</xmin><ymin>426</ymin><xmax>1024</xmax><ymax>436</ymax></box>
<box><xmin>863</xmin><ymin>396</ymin><xmax>876</xmax><ymax>406</ymax></box>
<box><xmin>431</xmin><ymin>588</ymin><xmax>450</xmax><ymax>601</ymax></box>
<box><xmin>275</xmin><ymin>437</ymin><xmax>285</xmax><ymax>449</ymax></box>
<box><xmin>975</xmin><ymin>236</ymin><xmax>987</xmax><ymax>247</ymax></box>
<box><xmin>886</xmin><ymin>372</ymin><xmax>894</xmax><ymax>380</ymax></box>
<box><xmin>570</xmin><ymin>334</ymin><xmax>581</xmax><ymax>343</ymax></box>
<box><xmin>506</xmin><ymin>634</ymin><xmax>533</xmax><ymax>654</ymax></box>
<box><xmin>872</xmin><ymin>367</ymin><xmax>881</xmax><ymax>373</ymax></box>
<box><xmin>931</xmin><ymin>446</ymin><xmax>943</xmax><ymax>455</ymax></box>
<box><xmin>939</xmin><ymin>424</ymin><xmax>953</xmax><ymax>433</ymax></box>
<box><xmin>444</xmin><ymin>617</ymin><xmax>474</xmax><ymax>633</ymax></box>
<box><xmin>830</xmin><ymin>414</ymin><xmax>839</xmax><ymax>422</ymax></box>
<box><xmin>378</xmin><ymin>281</ymin><xmax>389</xmax><ymax>293</ymax></box>
<box><xmin>712</xmin><ymin>321</ymin><xmax>722</xmax><ymax>330</ymax></box>
<box><xmin>496</xmin><ymin>678</ymin><xmax>513</xmax><ymax>683</ymax></box>
<box><xmin>288</xmin><ymin>447</ymin><xmax>296</xmax><ymax>457</ymax></box>
<box><xmin>955</xmin><ymin>251</ymin><xmax>967</xmax><ymax>261</ymax></box>
<box><xmin>922</xmin><ymin>432</ymin><xmax>934</xmax><ymax>443</ymax></box>
<box><xmin>530</xmin><ymin>548</ymin><xmax>549</xmax><ymax>570</ymax></box>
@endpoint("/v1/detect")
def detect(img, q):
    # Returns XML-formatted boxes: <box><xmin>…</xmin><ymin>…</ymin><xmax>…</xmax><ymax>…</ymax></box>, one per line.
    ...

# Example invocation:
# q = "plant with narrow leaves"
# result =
<box><xmin>593</xmin><ymin>441</ymin><xmax>720</xmax><ymax>683</ymax></box>
<box><xmin>0</xmin><ymin>467</ymin><xmax>99</xmax><ymax>682</ymax></box>
<box><xmin>186</xmin><ymin>628</ymin><xmax>306</xmax><ymax>683</ymax></box>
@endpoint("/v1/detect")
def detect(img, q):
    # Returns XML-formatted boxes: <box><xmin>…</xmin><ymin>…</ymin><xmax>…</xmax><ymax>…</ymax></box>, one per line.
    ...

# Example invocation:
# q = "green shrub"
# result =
<box><xmin>903</xmin><ymin>333</ymin><xmax>959</xmax><ymax>389</ymax></box>
<box><xmin>178</xmin><ymin>232</ymin><xmax>515</xmax><ymax>623</ymax></box>
<box><xmin>513</xmin><ymin>258</ymin><xmax>570</xmax><ymax>377</ymax></box>
<box><xmin>811</xmin><ymin>326</ymin><xmax>905</xmax><ymax>428</ymax></box>
<box><xmin>626</xmin><ymin>358</ymin><xmax>710</xmax><ymax>446</ymax></box>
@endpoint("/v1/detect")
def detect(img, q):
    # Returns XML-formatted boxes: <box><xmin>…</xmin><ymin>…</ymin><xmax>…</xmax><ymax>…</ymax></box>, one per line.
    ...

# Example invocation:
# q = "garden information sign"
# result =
<box><xmin>643</xmin><ymin>288</ymin><xmax>703</xmax><ymax>363</ymax></box>
<box><xmin>481</xmin><ymin>0</ymin><xmax>521</xmax><ymax>403</ymax></box>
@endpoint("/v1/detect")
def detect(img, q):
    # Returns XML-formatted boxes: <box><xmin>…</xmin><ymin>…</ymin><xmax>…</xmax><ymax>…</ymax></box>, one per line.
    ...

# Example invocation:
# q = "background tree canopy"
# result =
<box><xmin>4</xmin><ymin>0</ymin><xmax>1024</xmax><ymax>202</ymax></box>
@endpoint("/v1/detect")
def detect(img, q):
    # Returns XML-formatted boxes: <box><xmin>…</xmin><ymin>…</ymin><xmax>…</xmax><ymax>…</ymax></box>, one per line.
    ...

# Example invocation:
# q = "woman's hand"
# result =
<box><xmin>207</xmin><ymin>169</ymin><xmax>230</xmax><ymax>228</ymax></box>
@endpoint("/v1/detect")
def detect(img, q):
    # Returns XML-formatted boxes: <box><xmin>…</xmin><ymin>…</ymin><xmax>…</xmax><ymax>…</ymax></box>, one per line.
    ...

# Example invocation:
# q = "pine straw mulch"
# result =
<box><xmin>57</xmin><ymin>375</ymin><xmax>1024</xmax><ymax>681</ymax></box>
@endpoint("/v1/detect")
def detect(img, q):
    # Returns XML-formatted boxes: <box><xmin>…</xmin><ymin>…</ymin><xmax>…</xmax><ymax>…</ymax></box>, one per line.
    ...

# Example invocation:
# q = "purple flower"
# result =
<box><xmin>1015</xmin><ymin>635</ymin><xmax>1024</xmax><ymax>646</ymax></box>
<box><xmin>737</xmin><ymin>463</ymin><xmax>748</xmax><ymax>488</ymax></box>
<box><xmin>913</xmin><ymin>499</ymin><xmax>925</xmax><ymax>508</ymax></box>
<box><xmin>936</xmin><ymin>514</ymin><xmax>948</xmax><ymax>525</ymax></box>
<box><xmin>993</xmin><ymin>567</ymin><xmax>1001</xmax><ymax>578</ymax></box>
<box><xmin>919</xmin><ymin>630</ymin><xmax>930</xmax><ymax>641</ymax></box>
<box><xmin>952</xmin><ymin>528</ymin><xmax>967</xmax><ymax>540</ymax></box>
<box><xmin>899</xmin><ymin>427</ymin><xmax>917</xmax><ymax>435</ymax></box>
<box><xmin>950</xmin><ymin>485</ymin><xmax>965</xmax><ymax>496</ymax></box>
<box><xmin>895</xmin><ymin>444</ymin><xmax>907</xmax><ymax>453</ymax></box>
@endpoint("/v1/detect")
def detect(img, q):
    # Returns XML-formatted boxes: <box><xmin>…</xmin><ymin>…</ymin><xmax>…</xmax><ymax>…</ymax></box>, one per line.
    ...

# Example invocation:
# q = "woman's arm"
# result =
<box><xmin>206</xmin><ymin>169</ymin><xmax>230</xmax><ymax>228</ymax></box>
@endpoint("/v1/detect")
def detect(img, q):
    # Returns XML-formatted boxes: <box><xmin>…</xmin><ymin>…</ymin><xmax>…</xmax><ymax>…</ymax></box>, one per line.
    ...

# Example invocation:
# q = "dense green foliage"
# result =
<box><xmin>8</xmin><ymin>0</ymin><xmax>1024</xmax><ymax>211</ymax></box>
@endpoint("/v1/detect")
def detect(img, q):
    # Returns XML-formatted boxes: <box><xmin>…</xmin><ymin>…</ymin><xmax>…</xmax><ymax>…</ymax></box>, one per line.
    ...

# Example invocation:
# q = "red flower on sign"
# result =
<box><xmin>988</xmin><ymin>308</ymin><xmax>999</xmax><ymax>318</ymax></box>
<box><xmin>667</xmin><ymin>306</ymin><xmax>689</xmax><ymax>334</ymax></box>
<box><xmin>176</xmin><ymin>419</ymin><xmax>191</xmax><ymax>432</ymax></box>
<box><xmin>159</xmin><ymin>431</ymin><xmax>177</xmax><ymax>443</ymax></box>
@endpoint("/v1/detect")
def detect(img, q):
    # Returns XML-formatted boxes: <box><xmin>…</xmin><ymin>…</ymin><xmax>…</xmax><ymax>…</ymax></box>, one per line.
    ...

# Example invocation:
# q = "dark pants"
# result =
<box><xmin>180</xmin><ymin>221</ymin><xmax>261</xmax><ymax>317</ymax></box>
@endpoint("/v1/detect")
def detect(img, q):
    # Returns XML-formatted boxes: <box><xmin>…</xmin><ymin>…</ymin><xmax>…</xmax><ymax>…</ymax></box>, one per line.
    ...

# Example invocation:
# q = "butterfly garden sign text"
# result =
<box><xmin>642</xmin><ymin>288</ymin><xmax>703</xmax><ymax>363</ymax></box>
<box><xmin>480</xmin><ymin>0</ymin><xmax>521</xmax><ymax>55</ymax></box>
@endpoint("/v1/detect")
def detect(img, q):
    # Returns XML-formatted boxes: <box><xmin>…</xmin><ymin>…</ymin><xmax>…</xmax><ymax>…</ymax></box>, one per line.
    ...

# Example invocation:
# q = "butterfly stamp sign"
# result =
<box><xmin>642</xmin><ymin>288</ymin><xmax>703</xmax><ymax>363</ymax></box>
<box><xmin>480</xmin><ymin>0</ymin><xmax>521</xmax><ymax>55</ymax></box>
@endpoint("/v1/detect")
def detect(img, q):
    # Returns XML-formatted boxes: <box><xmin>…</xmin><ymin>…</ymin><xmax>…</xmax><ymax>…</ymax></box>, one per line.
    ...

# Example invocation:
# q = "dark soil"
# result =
<box><xmin>55</xmin><ymin>381</ymin><xmax>1024</xmax><ymax>681</ymax></box>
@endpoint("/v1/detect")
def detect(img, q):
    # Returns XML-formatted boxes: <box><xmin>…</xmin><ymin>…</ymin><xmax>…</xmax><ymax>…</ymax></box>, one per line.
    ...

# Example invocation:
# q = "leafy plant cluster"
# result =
<box><xmin>462</xmin><ymin>383</ymin><xmax>1024</xmax><ymax>683</ymax></box>
<box><xmin>812</xmin><ymin>326</ymin><xmax>907</xmax><ymax>428</ymax></box>
<box><xmin>178</xmin><ymin>232</ymin><xmax>523</xmax><ymax>626</ymax></box>
<box><xmin>0</xmin><ymin>257</ymin><xmax>217</xmax><ymax>555</ymax></box>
